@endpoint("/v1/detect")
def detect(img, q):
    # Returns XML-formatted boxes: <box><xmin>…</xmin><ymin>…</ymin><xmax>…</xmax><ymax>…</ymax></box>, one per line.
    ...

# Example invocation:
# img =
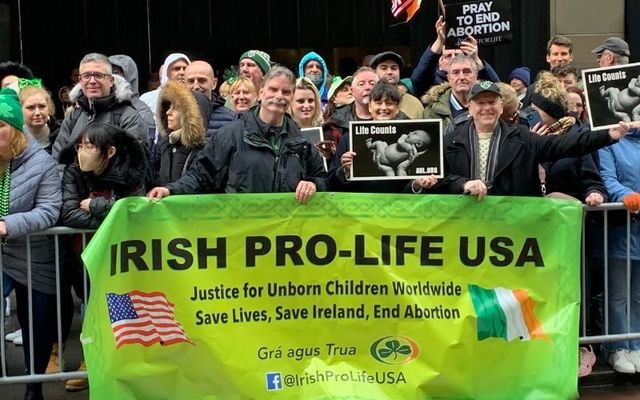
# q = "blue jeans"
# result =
<box><xmin>606</xmin><ymin>258</ymin><xmax>640</xmax><ymax>352</ymax></box>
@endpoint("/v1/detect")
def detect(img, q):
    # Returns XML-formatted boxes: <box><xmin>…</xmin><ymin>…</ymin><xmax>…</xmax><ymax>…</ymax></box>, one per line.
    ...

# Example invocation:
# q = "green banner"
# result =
<box><xmin>81</xmin><ymin>193</ymin><xmax>582</xmax><ymax>399</ymax></box>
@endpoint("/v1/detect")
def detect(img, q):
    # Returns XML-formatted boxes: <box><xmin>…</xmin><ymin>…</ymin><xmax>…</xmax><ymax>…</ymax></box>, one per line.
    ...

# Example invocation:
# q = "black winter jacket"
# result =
<box><xmin>167</xmin><ymin>108</ymin><xmax>328</xmax><ymax>194</ymax></box>
<box><xmin>206</xmin><ymin>93</ymin><xmax>236</xmax><ymax>137</ymax></box>
<box><xmin>542</xmin><ymin>122</ymin><xmax>607</xmax><ymax>201</ymax></box>
<box><xmin>59</xmin><ymin>130</ymin><xmax>148</xmax><ymax>229</ymax></box>
<box><xmin>443</xmin><ymin>120</ymin><xmax>616</xmax><ymax>196</ymax></box>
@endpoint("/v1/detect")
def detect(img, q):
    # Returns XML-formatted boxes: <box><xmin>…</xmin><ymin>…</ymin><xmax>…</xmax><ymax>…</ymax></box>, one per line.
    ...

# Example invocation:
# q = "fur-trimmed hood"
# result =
<box><xmin>157</xmin><ymin>81</ymin><xmax>206</xmax><ymax>149</ymax></box>
<box><xmin>69</xmin><ymin>74</ymin><xmax>134</xmax><ymax>105</ymax></box>
<box><xmin>421</xmin><ymin>82</ymin><xmax>450</xmax><ymax>106</ymax></box>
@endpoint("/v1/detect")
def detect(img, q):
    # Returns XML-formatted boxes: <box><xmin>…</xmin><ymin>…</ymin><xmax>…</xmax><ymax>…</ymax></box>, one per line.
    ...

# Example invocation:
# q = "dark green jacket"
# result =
<box><xmin>168</xmin><ymin>108</ymin><xmax>327</xmax><ymax>194</ymax></box>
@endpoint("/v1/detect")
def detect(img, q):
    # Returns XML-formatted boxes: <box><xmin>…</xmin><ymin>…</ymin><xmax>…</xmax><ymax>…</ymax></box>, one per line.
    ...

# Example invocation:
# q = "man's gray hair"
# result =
<box><xmin>449</xmin><ymin>54</ymin><xmax>478</xmax><ymax>73</ymax></box>
<box><xmin>610</xmin><ymin>51</ymin><xmax>629</xmax><ymax>65</ymax></box>
<box><xmin>262</xmin><ymin>65</ymin><xmax>296</xmax><ymax>88</ymax></box>
<box><xmin>80</xmin><ymin>53</ymin><xmax>112</xmax><ymax>74</ymax></box>
<box><xmin>353</xmin><ymin>66</ymin><xmax>376</xmax><ymax>81</ymax></box>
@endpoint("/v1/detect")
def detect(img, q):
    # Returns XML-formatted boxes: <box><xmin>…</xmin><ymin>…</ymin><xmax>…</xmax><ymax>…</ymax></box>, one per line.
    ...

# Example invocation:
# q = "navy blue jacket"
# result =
<box><xmin>410</xmin><ymin>47</ymin><xmax>501</xmax><ymax>97</ymax></box>
<box><xmin>206</xmin><ymin>93</ymin><xmax>236</xmax><ymax>137</ymax></box>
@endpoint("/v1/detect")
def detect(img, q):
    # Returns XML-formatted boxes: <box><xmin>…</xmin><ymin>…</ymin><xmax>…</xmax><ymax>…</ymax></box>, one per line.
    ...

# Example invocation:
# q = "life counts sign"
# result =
<box><xmin>582</xmin><ymin>62</ymin><xmax>640</xmax><ymax>130</ymax></box>
<box><xmin>445</xmin><ymin>0</ymin><xmax>512</xmax><ymax>48</ymax></box>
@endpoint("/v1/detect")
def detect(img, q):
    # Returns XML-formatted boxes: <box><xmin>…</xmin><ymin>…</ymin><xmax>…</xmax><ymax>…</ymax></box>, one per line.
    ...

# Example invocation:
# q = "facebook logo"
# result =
<box><xmin>265</xmin><ymin>372</ymin><xmax>283</xmax><ymax>391</ymax></box>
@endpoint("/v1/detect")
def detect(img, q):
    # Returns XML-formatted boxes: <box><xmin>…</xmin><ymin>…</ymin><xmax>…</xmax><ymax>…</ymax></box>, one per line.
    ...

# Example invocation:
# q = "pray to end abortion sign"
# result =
<box><xmin>445</xmin><ymin>0</ymin><xmax>512</xmax><ymax>48</ymax></box>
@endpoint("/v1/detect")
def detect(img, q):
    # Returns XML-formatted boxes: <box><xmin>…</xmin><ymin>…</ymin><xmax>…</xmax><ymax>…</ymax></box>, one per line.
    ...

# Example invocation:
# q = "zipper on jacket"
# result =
<box><xmin>272</xmin><ymin>155</ymin><xmax>279</xmax><ymax>192</ymax></box>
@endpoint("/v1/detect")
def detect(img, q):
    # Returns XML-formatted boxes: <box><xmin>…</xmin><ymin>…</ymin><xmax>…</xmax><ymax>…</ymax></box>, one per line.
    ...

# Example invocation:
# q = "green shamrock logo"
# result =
<box><xmin>0</xmin><ymin>103</ymin><xmax>14</xmax><ymax>120</ymax></box>
<box><xmin>370</xmin><ymin>335</ymin><xmax>420</xmax><ymax>364</ymax></box>
<box><xmin>377</xmin><ymin>339</ymin><xmax>411</xmax><ymax>360</ymax></box>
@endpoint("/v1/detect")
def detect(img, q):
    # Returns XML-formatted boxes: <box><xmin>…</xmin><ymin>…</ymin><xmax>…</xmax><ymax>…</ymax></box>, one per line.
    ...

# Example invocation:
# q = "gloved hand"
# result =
<box><xmin>622</xmin><ymin>192</ymin><xmax>640</xmax><ymax>212</ymax></box>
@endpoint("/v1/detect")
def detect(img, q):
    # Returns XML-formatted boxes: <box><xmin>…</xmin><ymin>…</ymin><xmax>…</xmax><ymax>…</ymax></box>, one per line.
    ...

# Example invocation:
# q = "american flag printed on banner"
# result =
<box><xmin>106</xmin><ymin>291</ymin><xmax>192</xmax><ymax>349</ymax></box>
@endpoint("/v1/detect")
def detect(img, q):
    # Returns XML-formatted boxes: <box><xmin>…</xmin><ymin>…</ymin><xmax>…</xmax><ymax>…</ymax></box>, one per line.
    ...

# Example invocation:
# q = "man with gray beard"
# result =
<box><xmin>147</xmin><ymin>66</ymin><xmax>327</xmax><ymax>203</ymax></box>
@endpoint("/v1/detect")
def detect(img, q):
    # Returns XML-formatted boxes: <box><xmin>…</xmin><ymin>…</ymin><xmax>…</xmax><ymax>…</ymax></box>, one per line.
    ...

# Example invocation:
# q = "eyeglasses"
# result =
<box><xmin>74</xmin><ymin>143</ymin><xmax>100</xmax><ymax>153</ymax></box>
<box><xmin>79</xmin><ymin>72</ymin><xmax>111</xmax><ymax>82</ymax></box>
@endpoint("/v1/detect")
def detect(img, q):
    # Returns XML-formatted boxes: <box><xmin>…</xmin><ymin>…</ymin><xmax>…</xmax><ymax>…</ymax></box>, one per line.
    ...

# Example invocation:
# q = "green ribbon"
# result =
<box><xmin>18</xmin><ymin>78</ymin><xmax>43</xmax><ymax>89</ymax></box>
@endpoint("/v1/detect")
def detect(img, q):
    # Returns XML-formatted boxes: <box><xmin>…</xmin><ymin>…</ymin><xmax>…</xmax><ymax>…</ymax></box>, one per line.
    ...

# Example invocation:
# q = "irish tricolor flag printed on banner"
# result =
<box><xmin>468</xmin><ymin>284</ymin><xmax>548</xmax><ymax>342</ymax></box>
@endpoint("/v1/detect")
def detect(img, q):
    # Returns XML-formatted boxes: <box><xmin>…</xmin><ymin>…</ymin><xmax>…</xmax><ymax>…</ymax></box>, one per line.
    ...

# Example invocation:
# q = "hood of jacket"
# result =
<box><xmin>160</xmin><ymin>53</ymin><xmax>191</xmax><ymax>86</ymax></box>
<box><xmin>70</xmin><ymin>74</ymin><xmax>134</xmax><ymax>112</ymax></box>
<box><xmin>108</xmin><ymin>54</ymin><xmax>140</xmax><ymax>95</ymax></box>
<box><xmin>421</xmin><ymin>82</ymin><xmax>450</xmax><ymax>106</ymax></box>
<box><xmin>298</xmin><ymin>51</ymin><xmax>328</xmax><ymax>99</ymax></box>
<box><xmin>157</xmin><ymin>81</ymin><xmax>206</xmax><ymax>149</ymax></box>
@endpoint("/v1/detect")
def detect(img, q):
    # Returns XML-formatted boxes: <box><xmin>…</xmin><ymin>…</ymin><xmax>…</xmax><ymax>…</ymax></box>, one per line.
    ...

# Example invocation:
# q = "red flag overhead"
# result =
<box><xmin>391</xmin><ymin>0</ymin><xmax>422</xmax><ymax>23</ymax></box>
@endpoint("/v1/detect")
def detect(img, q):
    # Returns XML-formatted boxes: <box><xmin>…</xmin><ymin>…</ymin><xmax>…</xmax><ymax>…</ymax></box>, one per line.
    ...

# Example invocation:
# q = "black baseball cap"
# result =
<box><xmin>469</xmin><ymin>81</ymin><xmax>501</xmax><ymax>100</ymax></box>
<box><xmin>370</xmin><ymin>51</ymin><xmax>405</xmax><ymax>69</ymax></box>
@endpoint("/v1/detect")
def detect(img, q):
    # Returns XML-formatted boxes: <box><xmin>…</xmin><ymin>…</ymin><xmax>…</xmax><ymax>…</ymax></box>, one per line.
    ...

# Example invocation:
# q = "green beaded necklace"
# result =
<box><xmin>0</xmin><ymin>161</ymin><xmax>11</xmax><ymax>218</ymax></box>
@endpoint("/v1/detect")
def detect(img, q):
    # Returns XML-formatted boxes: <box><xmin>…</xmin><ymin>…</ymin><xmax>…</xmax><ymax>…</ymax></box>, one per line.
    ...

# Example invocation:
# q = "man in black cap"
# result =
<box><xmin>592</xmin><ymin>37</ymin><xmax>630</xmax><ymax>67</ymax></box>
<box><xmin>412</xmin><ymin>80</ymin><xmax>629</xmax><ymax>198</ymax></box>
<box><xmin>591</xmin><ymin>37</ymin><xmax>635</xmax><ymax>126</ymax></box>
<box><xmin>370</xmin><ymin>51</ymin><xmax>424</xmax><ymax>119</ymax></box>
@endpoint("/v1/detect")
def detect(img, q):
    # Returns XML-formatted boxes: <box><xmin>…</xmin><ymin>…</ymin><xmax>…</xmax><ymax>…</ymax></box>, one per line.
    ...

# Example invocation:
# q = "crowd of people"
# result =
<box><xmin>0</xmin><ymin>17</ymin><xmax>639</xmax><ymax>399</ymax></box>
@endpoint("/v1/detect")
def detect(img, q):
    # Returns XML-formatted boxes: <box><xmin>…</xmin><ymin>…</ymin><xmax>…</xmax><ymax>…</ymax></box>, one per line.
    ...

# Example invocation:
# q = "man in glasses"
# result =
<box><xmin>593</xmin><ymin>37</ymin><xmax>630</xmax><ymax>68</ymax></box>
<box><xmin>52</xmin><ymin>52</ymin><xmax>149</xmax><ymax>159</ymax></box>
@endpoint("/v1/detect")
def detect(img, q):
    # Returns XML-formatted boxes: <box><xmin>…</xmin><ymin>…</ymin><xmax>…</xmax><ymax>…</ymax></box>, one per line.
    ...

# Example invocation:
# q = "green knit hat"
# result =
<box><xmin>239</xmin><ymin>50</ymin><xmax>271</xmax><ymax>75</ymax></box>
<box><xmin>0</xmin><ymin>88</ymin><xmax>24</xmax><ymax>130</ymax></box>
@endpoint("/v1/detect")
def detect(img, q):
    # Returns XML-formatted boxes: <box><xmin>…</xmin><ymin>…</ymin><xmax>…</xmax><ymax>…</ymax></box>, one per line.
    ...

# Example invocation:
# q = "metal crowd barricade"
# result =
<box><xmin>1</xmin><ymin>227</ymin><xmax>93</xmax><ymax>385</ymax></box>
<box><xmin>580</xmin><ymin>203</ymin><xmax>640</xmax><ymax>346</ymax></box>
<box><xmin>0</xmin><ymin>204</ymin><xmax>638</xmax><ymax>386</ymax></box>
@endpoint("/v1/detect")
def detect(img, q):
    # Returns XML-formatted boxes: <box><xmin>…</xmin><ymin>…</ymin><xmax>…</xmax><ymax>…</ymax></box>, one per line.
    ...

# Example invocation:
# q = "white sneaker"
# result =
<box><xmin>608</xmin><ymin>350</ymin><xmax>636</xmax><ymax>374</ymax></box>
<box><xmin>5</xmin><ymin>328</ymin><xmax>21</xmax><ymax>342</ymax></box>
<box><xmin>13</xmin><ymin>334</ymin><xmax>23</xmax><ymax>346</ymax></box>
<box><xmin>626</xmin><ymin>350</ymin><xmax>640</xmax><ymax>372</ymax></box>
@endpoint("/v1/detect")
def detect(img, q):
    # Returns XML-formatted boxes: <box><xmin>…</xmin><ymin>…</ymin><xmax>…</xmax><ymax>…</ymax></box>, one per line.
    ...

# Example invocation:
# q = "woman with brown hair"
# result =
<box><xmin>565</xmin><ymin>85</ymin><xmax>588</xmax><ymax>123</ymax></box>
